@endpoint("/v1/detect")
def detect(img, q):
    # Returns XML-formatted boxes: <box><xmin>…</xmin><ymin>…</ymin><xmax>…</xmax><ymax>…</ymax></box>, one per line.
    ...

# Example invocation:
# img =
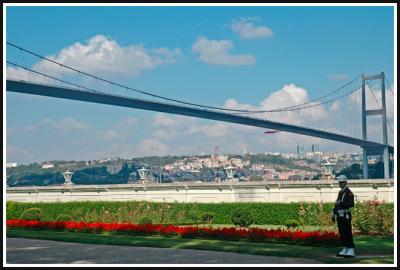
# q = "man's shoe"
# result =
<box><xmin>344</xmin><ymin>248</ymin><xmax>355</xmax><ymax>258</ymax></box>
<box><xmin>336</xmin><ymin>247</ymin><xmax>348</xmax><ymax>257</ymax></box>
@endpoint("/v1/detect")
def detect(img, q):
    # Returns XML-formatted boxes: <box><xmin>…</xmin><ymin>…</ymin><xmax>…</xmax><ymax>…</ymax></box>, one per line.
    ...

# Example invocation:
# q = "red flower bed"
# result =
<box><xmin>6</xmin><ymin>219</ymin><xmax>340</xmax><ymax>246</ymax></box>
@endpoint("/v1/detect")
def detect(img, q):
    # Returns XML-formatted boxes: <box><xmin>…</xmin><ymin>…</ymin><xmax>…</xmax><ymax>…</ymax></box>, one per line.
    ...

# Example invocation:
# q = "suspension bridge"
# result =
<box><xmin>5</xmin><ymin>42</ymin><xmax>395</xmax><ymax>179</ymax></box>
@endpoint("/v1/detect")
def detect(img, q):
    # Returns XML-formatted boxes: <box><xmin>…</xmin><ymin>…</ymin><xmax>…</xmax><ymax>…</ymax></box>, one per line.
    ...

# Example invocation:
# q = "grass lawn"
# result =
<box><xmin>7</xmin><ymin>229</ymin><xmax>394</xmax><ymax>264</ymax></box>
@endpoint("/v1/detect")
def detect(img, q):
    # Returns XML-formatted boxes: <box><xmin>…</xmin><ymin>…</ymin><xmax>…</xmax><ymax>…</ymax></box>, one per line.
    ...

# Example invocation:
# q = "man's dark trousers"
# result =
<box><xmin>337</xmin><ymin>212</ymin><xmax>355</xmax><ymax>248</ymax></box>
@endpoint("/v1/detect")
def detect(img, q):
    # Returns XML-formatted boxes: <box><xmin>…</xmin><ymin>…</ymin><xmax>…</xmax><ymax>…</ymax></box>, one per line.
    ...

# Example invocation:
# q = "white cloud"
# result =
<box><xmin>39</xmin><ymin>35</ymin><xmax>182</xmax><ymax>77</ymax></box>
<box><xmin>103</xmin><ymin>129</ymin><xmax>121</xmax><ymax>140</ymax></box>
<box><xmin>349</xmin><ymin>85</ymin><xmax>394</xmax><ymax>115</ymax></box>
<box><xmin>6</xmin><ymin>66</ymin><xmax>53</xmax><ymax>84</ymax></box>
<box><xmin>138</xmin><ymin>139</ymin><xmax>169</xmax><ymax>156</ymax></box>
<box><xmin>153</xmin><ymin>129</ymin><xmax>179</xmax><ymax>141</ymax></box>
<box><xmin>260</xmin><ymin>83</ymin><xmax>309</xmax><ymax>110</ymax></box>
<box><xmin>224</xmin><ymin>98</ymin><xmax>254</xmax><ymax>111</ymax></box>
<box><xmin>153</xmin><ymin>113</ymin><xmax>196</xmax><ymax>128</ymax></box>
<box><xmin>101</xmin><ymin>117</ymin><xmax>138</xmax><ymax>141</ymax></box>
<box><xmin>42</xmin><ymin>117</ymin><xmax>90</xmax><ymax>132</ymax></box>
<box><xmin>113</xmin><ymin>117</ymin><xmax>137</xmax><ymax>129</ymax></box>
<box><xmin>153</xmin><ymin>113</ymin><xmax>177</xmax><ymax>128</ymax></box>
<box><xmin>230</xmin><ymin>18</ymin><xmax>273</xmax><ymax>39</ymax></box>
<box><xmin>152</xmin><ymin>113</ymin><xmax>234</xmax><ymax>140</ymax></box>
<box><xmin>224</xmin><ymin>83</ymin><xmax>328</xmax><ymax>127</ymax></box>
<box><xmin>330</xmin><ymin>100</ymin><xmax>341</xmax><ymax>111</ymax></box>
<box><xmin>151</xmin><ymin>113</ymin><xmax>196</xmax><ymax>141</ymax></box>
<box><xmin>188</xmin><ymin>122</ymin><xmax>230</xmax><ymax>139</ymax></box>
<box><xmin>192</xmin><ymin>36</ymin><xmax>256</xmax><ymax>66</ymax></box>
<box><xmin>348</xmin><ymin>83</ymin><xmax>394</xmax><ymax>143</ymax></box>
<box><xmin>94</xmin><ymin>143</ymin><xmax>137</xmax><ymax>159</ymax></box>
<box><xmin>7</xmin><ymin>35</ymin><xmax>182</xmax><ymax>82</ymax></box>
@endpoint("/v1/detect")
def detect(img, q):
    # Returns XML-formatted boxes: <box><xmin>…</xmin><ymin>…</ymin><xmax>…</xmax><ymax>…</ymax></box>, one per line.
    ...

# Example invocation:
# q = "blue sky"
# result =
<box><xmin>5</xmin><ymin>5</ymin><xmax>395</xmax><ymax>164</ymax></box>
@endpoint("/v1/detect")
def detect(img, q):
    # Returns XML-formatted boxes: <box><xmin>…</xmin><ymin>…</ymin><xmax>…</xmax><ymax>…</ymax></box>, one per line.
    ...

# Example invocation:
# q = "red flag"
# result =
<box><xmin>264</xmin><ymin>130</ymin><xmax>279</xmax><ymax>134</ymax></box>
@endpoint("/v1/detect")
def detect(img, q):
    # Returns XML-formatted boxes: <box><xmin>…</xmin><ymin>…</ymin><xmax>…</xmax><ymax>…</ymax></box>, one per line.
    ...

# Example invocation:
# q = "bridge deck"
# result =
<box><xmin>6</xmin><ymin>79</ymin><xmax>394</xmax><ymax>153</ymax></box>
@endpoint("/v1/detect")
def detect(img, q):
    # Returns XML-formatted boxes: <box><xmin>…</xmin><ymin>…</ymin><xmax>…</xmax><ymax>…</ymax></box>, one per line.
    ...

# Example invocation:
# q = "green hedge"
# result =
<box><xmin>19</xmin><ymin>207</ymin><xmax>43</xmax><ymax>221</ymax></box>
<box><xmin>138</xmin><ymin>216</ymin><xmax>153</xmax><ymax>224</ymax></box>
<box><xmin>6</xmin><ymin>200</ymin><xmax>394</xmax><ymax>233</ymax></box>
<box><xmin>231</xmin><ymin>208</ymin><xmax>253</xmax><ymax>227</ymax></box>
<box><xmin>6</xmin><ymin>201</ymin><xmax>302</xmax><ymax>225</ymax></box>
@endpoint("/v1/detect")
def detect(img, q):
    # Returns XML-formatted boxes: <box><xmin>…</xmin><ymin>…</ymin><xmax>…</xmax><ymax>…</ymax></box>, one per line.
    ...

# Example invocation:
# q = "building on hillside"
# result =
<box><xmin>242</xmin><ymin>160</ymin><xmax>251</xmax><ymax>167</ymax></box>
<box><xmin>42</xmin><ymin>162</ymin><xmax>54</xmax><ymax>169</ymax></box>
<box><xmin>368</xmin><ymin>157</ymin><xmax>378</xmax><ymax>165</ymax></box>
<box><xmin>297</xmin><ymin>145</ymin><xmax>305</xmax><ymax>159</ymax></box>
<box><xmin>6</xmin><ymin>163</ymin><xmax>17</xmax><ymax>168</ymax></box>
<box><xmin>278</xmin><ymin>172</ymin><xmax>291</xmax><ymax>180</ymax></box>
<box><xmin>163</xmin><ymin>164</ymin><xmax>175</xmax><ymax>172</ymax></box>
<box><xmin>218</xmin><ymin>155</ymin><xmax>229</xmax><ymax>162</ymax></box>
<box><xmin>99</xmin><ymin>157</ymin><xmax>113</xmax><ymax>163</ymax></box>
<box><xmin>86</xmin><ymin>160</ymin><xmax>96</xmax><ymax>166</ymax></box>
<box><xmin>230</xmin><ymin>158</ymin><xmax>243</xmax><ymax>169</ymax></box>
<box><xmin>311</xmin><ymin>144</ymin><xmax>320</xmax><ymax>153</ymax></box>
<box><xmin>251</xmin><ymin>163</ymin><xmax>265</xmax><ymax>171</ymax></box>
<box><xmin>293</xmin><ymin>160</ymin><xmax>308</xmax><ymax>166</ymax></box>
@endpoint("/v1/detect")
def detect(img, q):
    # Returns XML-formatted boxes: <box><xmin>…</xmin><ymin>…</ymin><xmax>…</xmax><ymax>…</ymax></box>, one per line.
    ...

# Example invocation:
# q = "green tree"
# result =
<box><xmin>338</xmin><ymin>163</ymin><xmax>362</xmax><ymax>179</ymax></box>
<box><xmin>118</xmin><ymin>163</ymin><xmax>131</xmax><ymax>179</ymax></box>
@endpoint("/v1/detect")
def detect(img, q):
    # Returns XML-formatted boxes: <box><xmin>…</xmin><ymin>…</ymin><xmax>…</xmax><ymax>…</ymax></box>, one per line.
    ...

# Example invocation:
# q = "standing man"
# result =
<box><xmin>331</xmin><ymin>175</ymin><xmax>356</xmax><ymax>258</ymax></box>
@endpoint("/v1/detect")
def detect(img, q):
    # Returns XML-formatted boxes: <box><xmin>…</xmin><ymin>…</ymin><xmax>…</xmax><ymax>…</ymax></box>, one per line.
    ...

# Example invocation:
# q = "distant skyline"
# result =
<box><xmin>5</xmin><ymin>4</ymin><xmax>396</xmax><ymax>164</ymax></box>
<box><xmin>4</xmin><ymin>150</ymin><xmax>365</xmax><ymax>165</ymax></box>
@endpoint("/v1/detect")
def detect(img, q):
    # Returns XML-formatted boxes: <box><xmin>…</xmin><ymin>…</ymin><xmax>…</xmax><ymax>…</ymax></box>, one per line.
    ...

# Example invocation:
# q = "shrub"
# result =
<box><xmin>55</xmin><ymin>214</ymin><xmax>73</xmax><ymax>222</ymax></box>
<box><xmin>20</xmin><ymin>208</ymin><xmax>43</xmax><ymax>221</ymax></box>
<box><xmin>231</xmin><ymin>208</ymin><xmax>253</xmax><ymax>228</ymax></box>
<box><xmin>185</xmin><ymin>204</ymin><xmax>200</xmax><ymax>222</ymax></box>
<box><xmin>138</xmin><ymin>216</ymin><xmax>153</xmax><ymax>224</ymax></box>
<box><xmin>298</xmin><ymin>201</ymin><xmax>333</xmax><ymax>227</ymax></box>
<box><xmin>285</xmin><ymin>219</ymin><xmax>300</xmax><ymax>229</ymax></box>
<box><xmin>353</xmin><ymin>198</ymin><xmax>393</xmax><ymax>236</ymax></box>
<box><xmin>6</xmin><ymin>201</ymin><xmax>17</xmax><ymax>220</ymax></box>
<box><xmin>200</xmin><ymin>212</ymin><xmax>214</xmax><ymax>224</ymax></box>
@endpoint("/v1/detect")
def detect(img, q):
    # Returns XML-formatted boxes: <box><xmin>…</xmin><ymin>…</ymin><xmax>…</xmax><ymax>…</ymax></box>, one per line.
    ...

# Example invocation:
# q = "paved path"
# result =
<box><xmin>6</xmin><ymin>237</ymin><xmax>319</xmax><ymax>264</ymax></box>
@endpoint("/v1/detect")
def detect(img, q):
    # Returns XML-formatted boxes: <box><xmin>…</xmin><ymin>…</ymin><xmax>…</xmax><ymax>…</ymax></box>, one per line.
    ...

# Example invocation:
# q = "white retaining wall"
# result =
<box><xmin>6</xmin><ymin>179</ymin><xmax>394</xmax><ymax>203</ymax></box>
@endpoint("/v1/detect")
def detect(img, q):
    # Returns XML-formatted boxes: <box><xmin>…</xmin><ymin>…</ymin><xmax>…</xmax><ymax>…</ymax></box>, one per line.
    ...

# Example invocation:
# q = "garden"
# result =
<box><xmin>6</xmin><ymin>198</ymin><xmax>394</xmax><ymax>236</ymax></box>
<box><xmin>6</xmin><ymin>198</ymin><xmax>394</xmax><ymax>263</ymax></box>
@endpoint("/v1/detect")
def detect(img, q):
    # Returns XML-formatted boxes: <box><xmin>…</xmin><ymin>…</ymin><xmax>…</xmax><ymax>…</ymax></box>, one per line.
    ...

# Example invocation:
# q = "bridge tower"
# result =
<box><xmin>361</xmin><ymin>72</ymin><xmax>391</xmax><ymax>179</ymax></box>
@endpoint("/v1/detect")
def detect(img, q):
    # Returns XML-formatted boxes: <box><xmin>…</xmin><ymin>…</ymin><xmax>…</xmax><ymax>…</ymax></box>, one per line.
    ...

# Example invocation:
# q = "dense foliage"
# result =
<box><xmin>6</xmin><ymin>200</ymin><xmax>393</xmax><ymax>236</ymax></box>
<box><xmin>55</xmin><ymin>214</ymin><xmax>73</xmax><ymax>222</ymax></box>
<box><xmin>200</xmin><ymin>212</ymin><xmax>214</xmax><ymax>224</ymax></box>
<box><xmin>337</xmin><ymin>162</ymin><xmax>394</xmax><ymax>179</ymax></box>
<box><xmin>138</xmin><ymin>216</ymin><xmax>153</xmax><ymax>225</ymax></box>
<box><xmin>353</xmin><ymin>198</ymin><xmax>393</xmax><ymax>235</ymax></box>
<box><xmin>245</xmin><ymin>154</ymin><xmax>312</xmax><ymax>171</ymax></box>
<box><xmin>231</xmin><ymin>208</ymin><xmax>253</xmax><ymax>227</ymax></box>
<box><xmin>19</xmin><ymin>208</ymin><xmax>43</xmax><ymax>221</ymax></box>
<box><xmin>285</xmin><ymin>219</ymin><xmax>300</xmax><ymax>229</ymax></box>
